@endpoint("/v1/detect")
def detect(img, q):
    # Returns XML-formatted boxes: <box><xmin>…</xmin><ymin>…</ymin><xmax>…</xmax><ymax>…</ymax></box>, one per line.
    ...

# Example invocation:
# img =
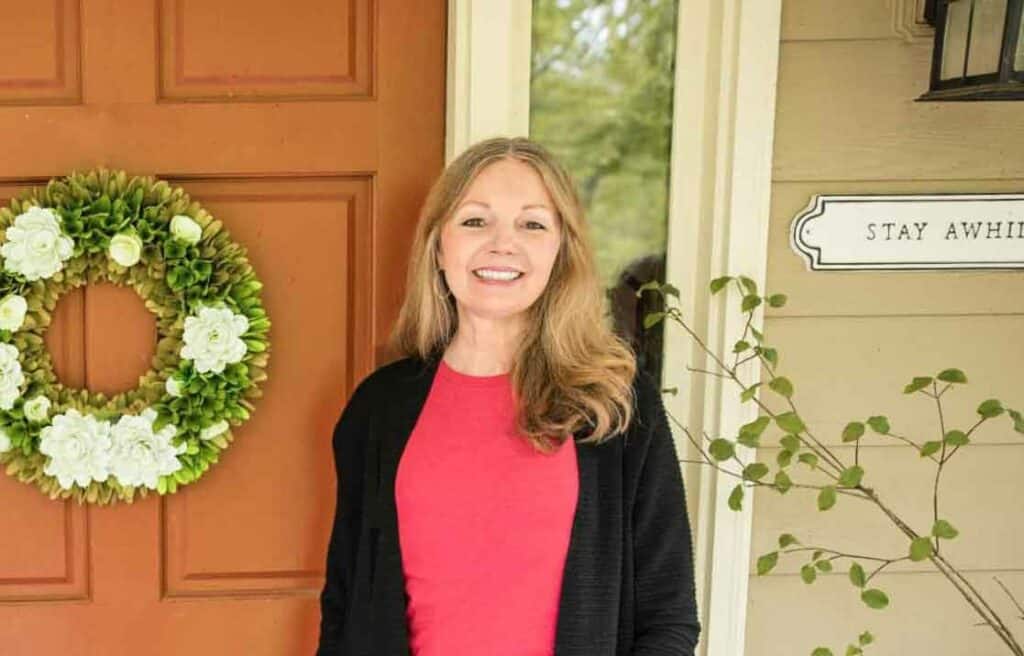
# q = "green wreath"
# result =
<box><xmin>0</xmin><ymin>169</ymin><xmax>270</xmax><ymax>505</ymax></box>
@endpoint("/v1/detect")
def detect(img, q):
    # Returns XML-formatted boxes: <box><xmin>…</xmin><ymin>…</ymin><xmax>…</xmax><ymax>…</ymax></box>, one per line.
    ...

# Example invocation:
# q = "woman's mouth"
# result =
<box><xmin>472</xmin><ymin>268</ymin><xmax>524</xmax><ymax>284</ymax></box>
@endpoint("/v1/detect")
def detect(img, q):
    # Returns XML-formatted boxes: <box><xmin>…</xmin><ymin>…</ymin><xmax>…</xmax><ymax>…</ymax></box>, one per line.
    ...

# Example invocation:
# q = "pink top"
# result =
<box><xmin>395</xmin><ymin>358</ymin><xmax>580</xmax><ymax>655</ymax></box>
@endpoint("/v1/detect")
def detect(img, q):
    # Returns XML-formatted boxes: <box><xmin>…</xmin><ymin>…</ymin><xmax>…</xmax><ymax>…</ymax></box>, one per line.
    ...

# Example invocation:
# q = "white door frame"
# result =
<box><xmin>445</xmin><ymin>2</ymin><xmax>782</xmax><ymax>653</ymax></box>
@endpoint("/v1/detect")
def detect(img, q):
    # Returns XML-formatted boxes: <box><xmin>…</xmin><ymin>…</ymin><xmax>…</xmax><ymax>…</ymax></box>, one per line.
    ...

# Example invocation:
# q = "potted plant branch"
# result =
<box><xmin>637</xmin><ymin>275</ymin><xmax>1024</xmax><ymax>656</ymax></box>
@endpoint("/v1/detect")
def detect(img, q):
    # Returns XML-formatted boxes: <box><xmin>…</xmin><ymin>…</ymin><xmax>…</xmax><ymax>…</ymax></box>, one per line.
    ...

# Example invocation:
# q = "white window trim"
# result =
<box><xmin>445</xmin><ymin>2</ymin><xmax>782</xmax><ymax>653</ymax></box>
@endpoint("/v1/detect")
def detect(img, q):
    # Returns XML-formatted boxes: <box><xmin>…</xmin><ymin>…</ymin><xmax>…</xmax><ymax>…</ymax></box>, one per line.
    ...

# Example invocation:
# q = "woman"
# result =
<box><xmin>316</xmin><ymin>136</ymin><xmax>701</xmax><ymax>655</ymax></box>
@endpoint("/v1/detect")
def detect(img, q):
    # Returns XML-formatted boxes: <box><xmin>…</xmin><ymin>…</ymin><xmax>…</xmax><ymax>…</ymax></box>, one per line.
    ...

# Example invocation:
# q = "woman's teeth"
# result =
<box><xmin>473</xmin><ymin>269</ymin><xmax>523</xmax><ymax>281</ymax></box>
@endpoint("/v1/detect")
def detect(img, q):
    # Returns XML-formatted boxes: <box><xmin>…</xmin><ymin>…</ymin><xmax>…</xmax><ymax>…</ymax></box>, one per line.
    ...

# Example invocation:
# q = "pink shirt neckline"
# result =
<box><xmin>436</xmin><ymin>357</ymin><xmax>511</xmax><ymax>388</ymax></box>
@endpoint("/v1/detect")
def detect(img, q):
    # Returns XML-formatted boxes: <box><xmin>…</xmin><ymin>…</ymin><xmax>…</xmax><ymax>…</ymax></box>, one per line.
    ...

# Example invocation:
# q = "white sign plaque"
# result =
<box><xmin>790</xmin><ymin>193</ymin><xmax>1024</xmax><ymax>270</ymax></box>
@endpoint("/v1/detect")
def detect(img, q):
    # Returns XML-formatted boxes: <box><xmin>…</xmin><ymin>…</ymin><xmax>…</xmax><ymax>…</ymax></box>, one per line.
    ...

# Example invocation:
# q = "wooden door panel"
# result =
<box><xmin>158</xmin><ymin>0</ymin><xmax>374</xmax><ymax>101</ymax></box>
<box><xmin>0</xmin><ymin>0</ymin><xmax>445</xmax><ymax>652</ymax></box>
<box><xmin>0</xmin><ymin>0</ymin><xmax>81</xmax><ymax>105</ymax></box>
<box><xmin>0</xmin><ymin>179</ymin><xmax>89</xmax><ymax>605</ymax></box>
<box><xmin>158</xmin><ymin>176</ymin><xmax>373</xmax><ymax>599</ymax></box>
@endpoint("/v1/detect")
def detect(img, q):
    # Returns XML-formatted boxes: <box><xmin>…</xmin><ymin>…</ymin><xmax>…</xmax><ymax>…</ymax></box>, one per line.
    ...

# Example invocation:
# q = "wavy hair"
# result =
<box><xmin>388</xmin><ymin>136</ymin><xmax>638</xmax><ymax>453</ymax></box>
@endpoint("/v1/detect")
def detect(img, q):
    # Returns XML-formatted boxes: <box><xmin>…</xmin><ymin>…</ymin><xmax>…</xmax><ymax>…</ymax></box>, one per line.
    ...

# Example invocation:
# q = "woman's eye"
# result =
<box><xmin>526</xmin><ymin>221</ymin><xmax>546</xmax><ymax>230</ymax></box>
<box><xmin>462</xmin><ymin>217</ymin><xmax>485</xmax><ymax>226</ymax></box>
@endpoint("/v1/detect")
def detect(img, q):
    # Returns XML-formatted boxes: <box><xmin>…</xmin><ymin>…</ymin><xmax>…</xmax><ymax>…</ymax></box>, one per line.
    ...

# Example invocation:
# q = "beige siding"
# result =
<box><xmin>745</xmin><ymin>2</ymin><xmax>1024</xmax><ymax>654</ymax></box>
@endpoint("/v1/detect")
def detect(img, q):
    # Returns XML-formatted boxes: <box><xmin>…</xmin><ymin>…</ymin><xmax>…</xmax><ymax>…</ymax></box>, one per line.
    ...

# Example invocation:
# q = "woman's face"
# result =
<box><xmin>437</xmin><ymin>157</ymin><xmax>563</xmax><ymax>325</ymax></box>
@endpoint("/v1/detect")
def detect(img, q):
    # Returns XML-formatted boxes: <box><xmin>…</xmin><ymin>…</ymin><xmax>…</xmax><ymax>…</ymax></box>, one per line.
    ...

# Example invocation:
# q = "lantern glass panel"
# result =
<box><xmin>965</xmin><ymin>0</ymin><xmax>1008</xmax><ymax>76</ymax></box>
<box><xmin>941</xmin><ymin>0</ymin><xmax>973</xmax><ymax>79</ymax></box>
<box><xmin>1016</xmin><ymin>11</ymin><xmax>1024</xmax><ymax>70</ymax></box>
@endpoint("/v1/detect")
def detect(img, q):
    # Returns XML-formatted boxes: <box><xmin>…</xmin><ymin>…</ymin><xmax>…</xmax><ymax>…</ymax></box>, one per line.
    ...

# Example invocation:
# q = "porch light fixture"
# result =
<box><xmin>919</xmin><ymin>0</ymin><xmax>1024</xmax><ymax>100</ymax></box>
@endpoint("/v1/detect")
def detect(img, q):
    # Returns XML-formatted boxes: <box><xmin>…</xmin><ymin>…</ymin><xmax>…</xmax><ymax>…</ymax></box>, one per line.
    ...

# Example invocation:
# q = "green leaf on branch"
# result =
<box><xmin>740</xmin><ymin>415</ymin><xmax>771</xmax><ymax>438</ymax></box>
<box><xmin>858</xmin><ymin>631</ymin><xmax>874</xmax><ymax>645</ymax></box>
<box><xmin>741</xmin><ymin>294</ymin><xmax>762</xmax><ymax>312</ymax></box>
<box><xmin>643</xmin><ymin>312</ymin><xmax>666</xmax><ymax>329</ymax></box>
<box><xmin>943</xmin><ymin>430</ymin><xmax>969</xmax><ymax>447</ymax></box>
<box><xmin>760</xmin><ymin>347</ymin><xmax>779</xmax><ymax>367</ymax></box>
<box><xmin>849</xmin><ymin>562</ymin><xmax>866</xmax><ymax>588</ymax></box>
<box><xmin>743</xmin><ymin>463</ymin><xmax>769</xmax><ymax>482</ymax></box>
<box><xmin>811</xmin><ymin>649</ymin><xmax>833</xmax><ymax>656</ymax></box>
<box><xmin>661</xmin><ymin>283</ymin><xmax>680</xmax><ymax>299</ymax></box>
<box><xmin>709</xmin><ymin>276</ymin><xmax>732</xmax><ymax>294</ymax></box>
<box><xmin>1008</xmin><ymin>408</ymin><xmax>1024</xmax><ymax>433</ymax></box>
<box><xmin>768</xmin><ymin>376</ymin><xmax>794</xmax><ymax>398</ymax></box>
<box><xmin>842</xmin><ymin>422</ymin><xmax>865</xmax><ymax>443</ymax></box>
<box><xmin>903</xmin><ymin>376</ymin><xmax>932</xmax><ymax>394</ymax></box>
<box><xmin>780</xmin><ymin>434</ymin><xmax>801</xmax><ymax>451</ymax></box>
<box><xmin>775</xmin><ymin>411</ymin><xmax>806</xmax><ymax>434</ymax></box>
<box><xmin>920</xmin><ymin>440</ymin><xmax>942</xmax><ymax>457</ymax></box>
<box><xmin>815</xmin><ymin>559</ymin><xmax>833</xmax><ymax>573</ymax></box>
<box><xmin>937</xmin><ymin>368</ymin><xmax>967</xmax><ymax>384</ymax></box>
<box><xmin>798</xmin><ymin>452</ymin><xmax>819</xmax><ymax>469</ymax></box>
<box><xmin>728</xmin><ymin>484</ymin><xmax>744</xmax><ymax>511</ymax></box>
<box><xmin>818</xmin><ymin>486</ymin><xmax>837</xmax><ymax>511</ymax></box>
<box><xmin>779</xmin><ymin>533</ymin><xmax>799</xmax><ymax>548</ymax></box>
<box><xmin>634</xmin><ymin>281</ymin><xmax>661</xmax><ymax>297</ymax></box>
<box><xmin>838</xmin><ymin>465</ymin><xmax>864</xmax><ymax>488</ymax></box>
<box><xmin>976</xmin><ymin>399</ymin><xmax>1004</xmax><ymax>418</ymax></box>
<box><xmin>801</xmin><ymin>564</ymin><xmax>817</xmax><ymax>584</ymax></box>
<box><xmin>736</xmin><ymin>432</ymin><xmax>760</xmax><ymax>449</ymax></box>
<box><xmin>757</xmin><ymin>551</ymin><xmax>779</xmax><ymax>575</ymax></box>
<box><xmin>740</xmin><ymin>383</ymin><xmax>762</xmax><ymax>403</ymax></box>
<box><xmin>709</xmin><ymin>438</ymin><xmax>735</xmax><ymax>461</ymax></box>
<box><xmin>767</xmin><ymin>293</ymin><xmax>787</xmax><ymax>308</ymax></box>
<box><xmin>750</xmin><ymin>325</ymin><xmax>764</xmax><ymax>342</ymax></box>
<box><xmin>739</xmin><ymin>275</ymin><xmax>758</xmax><ymax>295</ymax></box>
<box><xmin>844</xmin><ymin>648</ymin><xmax>862</xmax><ymax>656</ymax></box>
<box><xmin>909</xmin><ymin>536</ymin><xmax>934</xmax><ymax>561</ymax></box>
<box><xmin>932</xmin><ymin>519</ymin><xmax>959</xmax><ymax>540</ymax></box>
<box><xmin>733</xmin><ymin>339</ymin><xmax>750</xmax><ymax>353</ymax></box>
<box><xmin>776</xmin><ymin>449</ymin><xmax>794</xmax><ymax>468</ymax></box>
<box><xmin>861</xmin><ymin>588</ymin><xmax>889</xmax><ymax>609</ymax></box>
<box><xmin>774</xmin><ymin>470</ymin><xmax>793</xmax><ymax>494</ymax></box>
<box><xmin>866</xmin><ymin>415</ymin><xmax>890</xmax><ymax>434</ymax></box>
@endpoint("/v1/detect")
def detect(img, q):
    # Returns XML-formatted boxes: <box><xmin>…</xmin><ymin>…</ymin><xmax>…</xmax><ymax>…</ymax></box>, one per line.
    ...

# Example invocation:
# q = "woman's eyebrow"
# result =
<box><xmin>459</xmin><ymin>200</ymin><xmax>554</xmax><ymax>212</ymax></box>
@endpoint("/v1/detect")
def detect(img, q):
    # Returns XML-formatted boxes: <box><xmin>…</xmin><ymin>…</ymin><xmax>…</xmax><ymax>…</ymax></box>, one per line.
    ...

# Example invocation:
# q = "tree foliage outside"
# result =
<box><xmin>530</xmin><ymin>0</ymin><xmax>678</xmax><ymax>290</ymax></box>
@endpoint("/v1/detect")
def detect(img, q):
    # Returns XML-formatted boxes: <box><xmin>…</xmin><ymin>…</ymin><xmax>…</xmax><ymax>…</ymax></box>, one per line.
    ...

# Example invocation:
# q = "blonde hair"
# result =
<box><xmin>388</xmin><ymin>136</ymin><xmax>638</xmax><ymax>453</ymax></box>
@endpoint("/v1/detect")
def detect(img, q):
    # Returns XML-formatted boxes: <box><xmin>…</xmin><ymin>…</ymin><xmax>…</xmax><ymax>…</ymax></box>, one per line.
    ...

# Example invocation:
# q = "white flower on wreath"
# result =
<box><xmin>170</xmin><ymin>214</ymin><xmax>202</xmax><ymax>245</ymax></box>
<box><xmin>0</xmin><ymin>294</ymin><xmax>27</xmax><ymax>331</ymax></box>
<box><xmin>38</xmin><ymin>408</ymin><xmax>113</xmax><ymax>490</ymax></box>
<box><xmin>0</xmin><ymin>426</ymin><xmax>11</xmax><ymax>453</ymax></box>
<box><xmin>108</xmin><ymin>232</ymin><xmax>143</xmax><ymax>267</ymax></box>
<box><xmin>199</xmin><ymin>419</ymin><xmax>229</xmax><ymax>442</ymax></box>
<box><xmin>23</xmin><ymin>395</ymin><xmax>51</xmax><ymax>422</ymax></box>
<box><xmin>1</xmin><ymin>206</ymin><xmax>74</xmax><ymax>281</ymax></box>
<box><xmin>165</xmin><ymin>375</ymin><xmax>183</xmax><ymax>397</ymax></box>
<box><xmin>180</xmin><ymin>305</ymin><xmax>250</xmax><ymax>374</ymax></box>
<box><xmin>0</xmin><ymin>343</ymin><xmax>25</xmax><ymax>410</ymax></box>
<box><xmin>108</xmin><ymin>408</ymin><xmax>185</xmax><ymax>490</ymax></box>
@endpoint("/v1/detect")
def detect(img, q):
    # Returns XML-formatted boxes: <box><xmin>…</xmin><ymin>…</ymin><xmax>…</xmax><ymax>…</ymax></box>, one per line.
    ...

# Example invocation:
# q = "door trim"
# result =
<box><xmin>444</xmin><ymin>0</ymin><xmax>532</xmax><ymax>163</ymax></box>
<box><xmin>665</xmin><ymin>1</ymin><xmax>782</xmax><ymax>653</ymax></box>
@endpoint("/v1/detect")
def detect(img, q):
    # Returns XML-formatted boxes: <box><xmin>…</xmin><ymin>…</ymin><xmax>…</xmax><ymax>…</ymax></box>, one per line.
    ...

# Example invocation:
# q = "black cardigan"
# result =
<box><xmin>315</xmin><ymin>355</ymin><xmax>701</xmax><ymax>655</ymax></box>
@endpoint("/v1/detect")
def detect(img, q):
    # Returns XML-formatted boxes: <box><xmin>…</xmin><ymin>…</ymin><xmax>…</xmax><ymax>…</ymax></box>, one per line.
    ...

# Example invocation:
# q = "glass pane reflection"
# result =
<box><xmin>941</xmin><ymin>0</ymin><xmax>972</xmax><ymax>79</ymax></box>
<box><xmin>530</xmin><ymin>0</ymin><xmax>678</xmax><ymax>381</ymax></box>
<box><xmin>965</xmin><ymin>0</ymin><xmax>1007</xmax><ymax>76</ymax></box>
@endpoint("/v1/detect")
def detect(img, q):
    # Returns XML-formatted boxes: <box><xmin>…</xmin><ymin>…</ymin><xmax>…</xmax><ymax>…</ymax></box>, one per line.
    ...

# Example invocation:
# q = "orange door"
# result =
<box><xmin>0</xmin><ymin>1</ymin><xmax>445</xmax><ymax>653</ymax></box>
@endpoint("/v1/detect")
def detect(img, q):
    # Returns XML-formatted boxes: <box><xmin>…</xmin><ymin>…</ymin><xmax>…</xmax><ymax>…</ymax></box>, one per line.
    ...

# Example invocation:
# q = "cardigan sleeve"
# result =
<box><xmin>315</xmin><ymin>377</ymin><xmax>373</xmax><ymax>656</ymax></box>
<box><xmin>631</xmin><ymin>371</ymin><xmax>702</xmax><ymax>655</ymax></box>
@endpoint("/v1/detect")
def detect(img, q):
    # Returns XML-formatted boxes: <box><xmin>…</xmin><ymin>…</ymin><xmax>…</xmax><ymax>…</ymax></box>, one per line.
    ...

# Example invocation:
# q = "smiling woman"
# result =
<box><xmin>317</xmin><ymin>136</ymin><xmax>700</xmax><ymax>656</ymax></box>
<box><xmin>437</xmin><ymin>158</ymin><xmax>564</xmax><ymax>350</ymax></box>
